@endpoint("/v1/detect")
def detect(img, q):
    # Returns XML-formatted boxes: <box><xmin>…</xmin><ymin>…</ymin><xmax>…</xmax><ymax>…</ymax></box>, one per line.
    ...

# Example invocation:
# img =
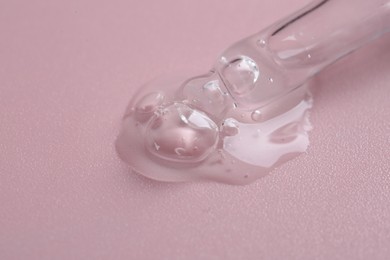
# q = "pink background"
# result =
<box><xmin>1</xmin><ymin>0</ymin><xmax>389</xmax><ymax>259</ymax></box>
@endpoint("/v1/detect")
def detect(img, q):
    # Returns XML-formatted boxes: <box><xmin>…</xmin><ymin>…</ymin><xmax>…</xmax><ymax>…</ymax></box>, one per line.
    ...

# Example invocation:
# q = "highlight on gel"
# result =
<box><xmin>116</xmin><ymin>0</ymin><xmax>390</xmax><ymax>184</ymax></box>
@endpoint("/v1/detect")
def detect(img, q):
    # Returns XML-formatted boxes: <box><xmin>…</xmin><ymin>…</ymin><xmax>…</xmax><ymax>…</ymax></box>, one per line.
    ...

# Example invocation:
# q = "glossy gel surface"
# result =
<box><xmin>117</xmin><ymin>0</ymin><xmax>390</xmax><ymax>184</ymax></box>
<box><xmin>116</xmin><ymin>76</ymin><xmax>312</xmax><ymax>184</ymax></box>
<box><xmin>2</xmin><ymin>0</ymin><xmax>390</xmax><ymax>258</ymax></box>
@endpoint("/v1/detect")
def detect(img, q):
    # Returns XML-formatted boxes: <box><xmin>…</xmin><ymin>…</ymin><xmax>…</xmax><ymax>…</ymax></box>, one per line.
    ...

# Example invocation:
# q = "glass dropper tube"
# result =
<box><xmin>215</xmin><ymin>0</ymin><xmax>390</xmax><ymax>111</ymax></box>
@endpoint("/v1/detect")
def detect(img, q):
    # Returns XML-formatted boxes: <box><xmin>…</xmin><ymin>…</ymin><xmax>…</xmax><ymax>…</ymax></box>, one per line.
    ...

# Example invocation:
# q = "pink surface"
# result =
<box><xmin>1</xmin><ymin>0</ymin><xmax>389</xmax><ymax>259</ymax></box>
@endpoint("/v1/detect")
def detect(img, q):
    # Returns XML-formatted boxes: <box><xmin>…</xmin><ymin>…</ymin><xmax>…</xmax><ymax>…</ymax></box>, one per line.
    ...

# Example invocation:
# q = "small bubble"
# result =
<box><xmin>269</xmin><ymin>77</ymin><xmax>274</xmax><ymax>83</ymax></box>
<box><xmin>307</xmin><ymin>54</ymin><xmax>312</xmax><ymax>59</ymax></box>
<box><xmin>257</xmin><ymin>39</ymin><xmax>266</xmax><ymax>48</ymax></box>
<box><xmin>251</xmin><ymin>110</ymin><xmax>262</xmax><ymax>122</ymax></box>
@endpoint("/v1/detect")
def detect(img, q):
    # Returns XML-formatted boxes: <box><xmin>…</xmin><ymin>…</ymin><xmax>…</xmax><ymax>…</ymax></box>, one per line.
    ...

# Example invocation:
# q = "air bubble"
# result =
<box><xmin>257</xmin><ymin>39</ymin><xmax>266</xmax><ymax>48</ymax></box>
<box><xmin>251</xmin><ymin>110</ymin><xmax>262</xmax><ymax>122</ymax></box>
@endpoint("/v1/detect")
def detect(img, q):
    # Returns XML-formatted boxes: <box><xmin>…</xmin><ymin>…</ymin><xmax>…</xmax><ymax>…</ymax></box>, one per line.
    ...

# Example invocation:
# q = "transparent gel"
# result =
<box><xmin>117</xmin><ymin>0</ymin><xmax>390</xmax><ymax>184</ymax></box>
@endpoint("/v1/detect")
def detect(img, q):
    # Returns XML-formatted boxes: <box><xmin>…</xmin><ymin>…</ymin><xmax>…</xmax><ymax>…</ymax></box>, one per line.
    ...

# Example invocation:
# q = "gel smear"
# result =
<box><xmin>116</xmin><ymin>74</ymin><xmax>313</xmax><ymax>185</ymax></box>
<box><xmin>117</xmin><ymin>0</ymin><xmax>390</xmax><ymax>184</ymax></box>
